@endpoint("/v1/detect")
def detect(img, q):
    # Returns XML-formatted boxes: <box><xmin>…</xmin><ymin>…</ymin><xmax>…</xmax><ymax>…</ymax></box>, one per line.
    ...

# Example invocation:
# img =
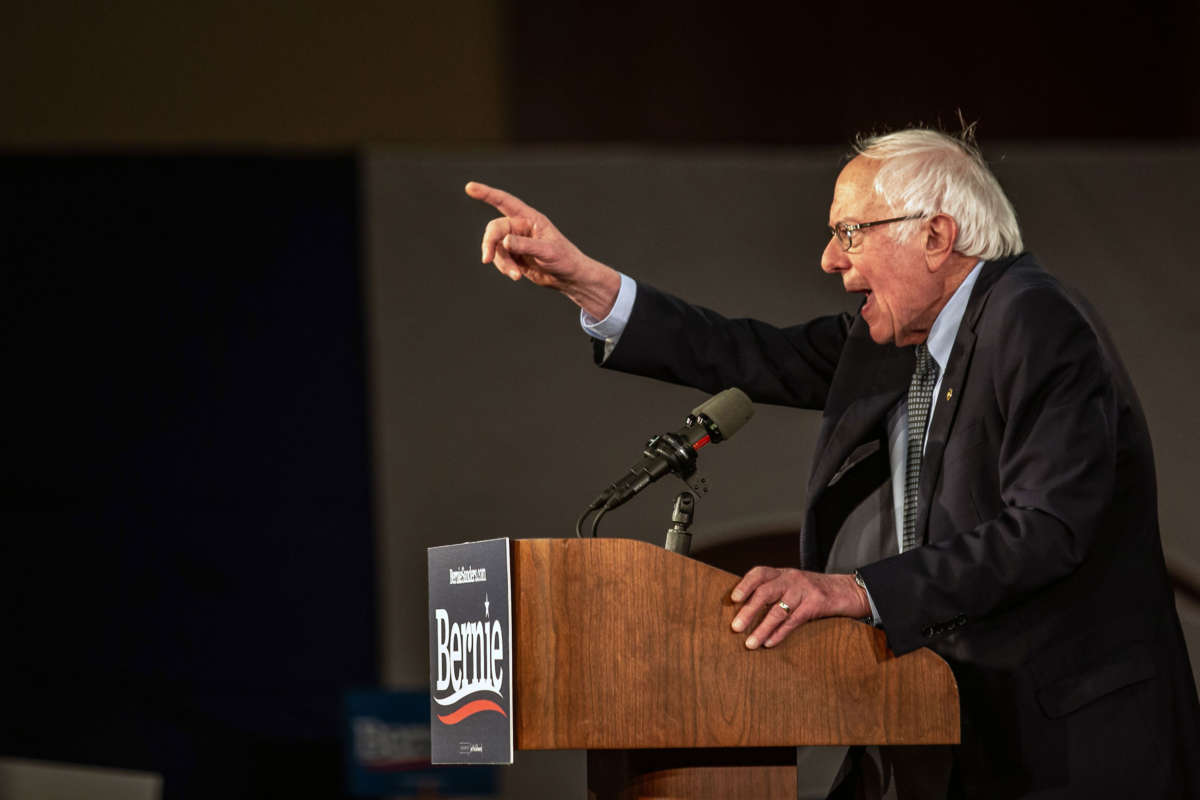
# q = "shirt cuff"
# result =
<box><xmin>580</xmin><ymin>272</ymin><xmax>636</xmax><ymax>341</ymax></box>
<box><xmin>854</xmin><ymin>570</ymin><xmax>883</xmax><ymax>627</ymax></box>
<box><xmin>864</xmin><ymin>585</ymin><xmax>882</xmax><ymax>627</ymax></box>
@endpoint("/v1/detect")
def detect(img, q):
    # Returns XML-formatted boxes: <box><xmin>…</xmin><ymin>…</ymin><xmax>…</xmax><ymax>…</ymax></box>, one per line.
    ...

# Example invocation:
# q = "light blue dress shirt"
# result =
<box><xmin>886</xmin><ymin>260</ymin><xmax>983</xmax><ymax>554</ymax></box>
<box><xmin>580</xmin><ymin>272</ymin><xmax>638</xmax><ymax>357</ymax></box>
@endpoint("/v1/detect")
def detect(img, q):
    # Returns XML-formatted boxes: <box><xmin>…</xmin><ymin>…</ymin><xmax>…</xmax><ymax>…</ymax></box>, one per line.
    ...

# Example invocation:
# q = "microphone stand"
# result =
<box><xmin>663</xmin><ymin>492</ymin><xmax>696</xmax><ymax>555</ymax></box>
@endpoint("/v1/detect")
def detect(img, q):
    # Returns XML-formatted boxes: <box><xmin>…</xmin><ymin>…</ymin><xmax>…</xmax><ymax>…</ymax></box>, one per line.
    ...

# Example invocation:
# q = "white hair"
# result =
<box><xmin>854</xmin><ymin>128</ymin><xmax>1023</xmax><ymax>260</ymax></box>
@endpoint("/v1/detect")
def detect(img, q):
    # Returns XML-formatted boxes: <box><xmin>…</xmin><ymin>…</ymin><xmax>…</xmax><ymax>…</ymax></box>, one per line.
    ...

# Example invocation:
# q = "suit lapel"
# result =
<box><xmin>913</xmin><ymin>256</ymin><xmax>1013</xmax><ymax>543</ymax></box>
<box><xmin>808</xmin><ymin>316</ymin><xmax>912</xmax><ymax>496</ymax></box>
<box><xmin>803</xmin><ymin>389</ymin><xmax>903</xmax><ymax>570</ymax></box>
<box><xmin>808</xmin><ymin>389</ymin><xmax>901</xmax><ymax>498</ymax></box>
<box><xmin>801</xmin><ymin>316</ymin><xmax>911</xmax><ymax>569</ymax></box>
<box><xmin>914</xmin><ymin>327</ymin><xmax>977</xmax><ymax>542</ymax></box>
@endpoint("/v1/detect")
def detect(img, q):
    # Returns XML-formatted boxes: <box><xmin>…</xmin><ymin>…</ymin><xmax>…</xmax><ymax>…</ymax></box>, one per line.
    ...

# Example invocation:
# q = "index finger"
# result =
<box><xmin>730</xmin><ymin>565</ymin><xmax>775</xmax><ymax>603</ymax></box>
<box><xmin>465</xmin><ymin>181</ymin><xmax>534</xmax><ymax>219</ymax></box>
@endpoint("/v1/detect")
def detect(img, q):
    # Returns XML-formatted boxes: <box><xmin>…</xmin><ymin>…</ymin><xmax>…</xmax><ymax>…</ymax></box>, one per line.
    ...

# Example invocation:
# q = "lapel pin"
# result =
<box><xmin>946</xmin><ymin>388</ymin><xmax>954</xmax><ymax>401</ymax></box>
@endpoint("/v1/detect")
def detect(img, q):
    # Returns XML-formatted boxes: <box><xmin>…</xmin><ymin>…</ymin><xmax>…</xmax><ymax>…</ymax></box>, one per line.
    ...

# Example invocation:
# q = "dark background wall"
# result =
<box><xmin>3</xmin><ymin>1</ymin><xmax>1198</xmax><ymax>149</ymax></box>
<box><xmin>2</xmin><ymin>1</ymin><xmax>1198</xmax><ymax>798</ymax></box>
<box><xmin>507</xmin><ymin>0</ymin><xmax>1200</xmax><ymax>146</ymax></box>
<box><xmin>2</xmin><ymin>157</ymin><xmax>376</xmax><ymax>797</ymax></box>
<box><xmin>0</xmin><ymin>1</ymin><xmax>507</xmax><ymax>147</ymax></box>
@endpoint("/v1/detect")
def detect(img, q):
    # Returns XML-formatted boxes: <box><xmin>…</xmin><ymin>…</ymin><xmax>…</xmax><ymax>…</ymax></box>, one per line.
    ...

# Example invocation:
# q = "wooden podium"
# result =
<box><xmin>510</xmin><ymin>537</ymin><xmax>959</xmax><ymax>799</ymax></box>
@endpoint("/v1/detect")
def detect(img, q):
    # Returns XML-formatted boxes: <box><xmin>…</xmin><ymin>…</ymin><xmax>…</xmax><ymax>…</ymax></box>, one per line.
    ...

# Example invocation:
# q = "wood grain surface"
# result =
<box><xmin>512</xmin><ymin>537</ymin><xmax>959</xmax><ymax>750</ymax></box>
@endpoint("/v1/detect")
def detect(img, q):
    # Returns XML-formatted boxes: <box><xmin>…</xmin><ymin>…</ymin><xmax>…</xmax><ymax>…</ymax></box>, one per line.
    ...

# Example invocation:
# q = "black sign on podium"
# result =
<box><xmin>427</xmin><ymin>537</ymin><xmax>513</xmax><ymax>765</ymax></box>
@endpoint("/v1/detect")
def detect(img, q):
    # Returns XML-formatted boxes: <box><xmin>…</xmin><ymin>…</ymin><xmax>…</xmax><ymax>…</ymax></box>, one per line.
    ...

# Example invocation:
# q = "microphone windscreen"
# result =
<box><xmin>692</xmin><ymin>388</ymin><xmax>754</xmax><ymax>440</ymax></box>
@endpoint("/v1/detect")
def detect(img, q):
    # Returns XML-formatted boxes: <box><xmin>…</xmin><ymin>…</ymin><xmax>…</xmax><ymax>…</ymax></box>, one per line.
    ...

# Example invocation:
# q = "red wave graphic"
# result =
<box><xmin>437</xmin><ymin>699</ymin><xmax>507</xmax><ymax>725</ymax></box>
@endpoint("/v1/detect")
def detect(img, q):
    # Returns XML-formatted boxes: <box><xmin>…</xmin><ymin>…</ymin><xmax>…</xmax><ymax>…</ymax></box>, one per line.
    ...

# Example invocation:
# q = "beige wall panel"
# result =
<box><xmin>0</xmin><ymin>758</ymin><xmax>161</xmax><ymax>800</ymax></box>
<box><xmin>365</xmin><ymin>145</ymin><xmax>1200</xmax><ymax>796</ymax></box>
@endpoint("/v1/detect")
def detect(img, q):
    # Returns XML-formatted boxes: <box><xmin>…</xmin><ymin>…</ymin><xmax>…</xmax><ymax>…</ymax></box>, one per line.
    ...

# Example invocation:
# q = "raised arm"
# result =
<box><xmin>465</xmin><ymin>181</ymin><xmax>622</xmax><ymax>320</ymax></box>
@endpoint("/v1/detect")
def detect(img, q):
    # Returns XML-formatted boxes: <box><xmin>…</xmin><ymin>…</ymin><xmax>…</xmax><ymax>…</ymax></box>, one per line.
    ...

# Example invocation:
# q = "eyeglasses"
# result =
<box><xmin>829</xmin><ymin>214</ymin><xmax>923</xmax><ymax>251</ymax></box>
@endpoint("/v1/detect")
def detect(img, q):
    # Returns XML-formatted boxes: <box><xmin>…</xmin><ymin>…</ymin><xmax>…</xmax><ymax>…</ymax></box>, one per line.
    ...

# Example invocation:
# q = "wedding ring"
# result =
<box><xmin>777</xmin><ymin>601</ymin><xmax>792</xmax><ymax>613</ymax></box>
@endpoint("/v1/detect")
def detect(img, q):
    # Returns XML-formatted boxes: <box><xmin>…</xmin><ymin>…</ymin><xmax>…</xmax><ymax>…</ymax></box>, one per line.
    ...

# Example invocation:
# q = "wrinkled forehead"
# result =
<box><xmin>829</xmin><ymin>156</ymin><xmax>889</xmax><ymax>223</ymax></box>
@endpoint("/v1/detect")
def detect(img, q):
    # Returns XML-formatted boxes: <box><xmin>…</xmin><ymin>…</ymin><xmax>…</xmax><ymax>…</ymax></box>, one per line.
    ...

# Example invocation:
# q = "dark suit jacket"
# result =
<box><xmin>601</xmin><ymin>253</ymin><xmax>1200</xmax><ymax>798</ymax></box>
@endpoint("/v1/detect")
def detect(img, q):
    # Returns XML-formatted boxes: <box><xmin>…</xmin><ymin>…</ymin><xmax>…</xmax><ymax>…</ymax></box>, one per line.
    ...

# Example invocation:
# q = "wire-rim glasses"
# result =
<box><xmin>829</xmin><ymin>214</ymin><xmax>924</xmax><ymax>251</ymax></box>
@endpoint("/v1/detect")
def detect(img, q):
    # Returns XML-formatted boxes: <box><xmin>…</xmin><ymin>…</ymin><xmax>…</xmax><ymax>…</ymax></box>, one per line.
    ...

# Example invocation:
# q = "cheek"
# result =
<box><xmin>870</xmin><ymin>282</ymin><xmax>896</xmax><ymax>317</ymax></box>
<box><xmin>876</xmin><ymin>277</ymin><xmax>914</xmax><ymax>314</ymax></box>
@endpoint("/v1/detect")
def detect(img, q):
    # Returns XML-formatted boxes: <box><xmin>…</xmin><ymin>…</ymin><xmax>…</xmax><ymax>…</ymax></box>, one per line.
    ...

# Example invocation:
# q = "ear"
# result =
<box><xmin>923</xmin><ymin>213</ymin><xmax>958</xmax><ymax>272</ymax></box>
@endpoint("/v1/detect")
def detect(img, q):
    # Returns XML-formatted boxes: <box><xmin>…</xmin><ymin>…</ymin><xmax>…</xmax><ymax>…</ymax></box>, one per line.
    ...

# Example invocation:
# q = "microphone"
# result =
<box><xmin>591</xmin><ymin>387</ymin><xmax>754</xmax><ymax>514</ymax></box>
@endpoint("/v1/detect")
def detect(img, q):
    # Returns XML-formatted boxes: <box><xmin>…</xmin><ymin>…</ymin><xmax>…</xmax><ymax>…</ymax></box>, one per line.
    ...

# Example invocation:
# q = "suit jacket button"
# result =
<box><xmin>923</xmin><ymin>626</ymin><xmax>935</xmax><ymax>638</ymax></box>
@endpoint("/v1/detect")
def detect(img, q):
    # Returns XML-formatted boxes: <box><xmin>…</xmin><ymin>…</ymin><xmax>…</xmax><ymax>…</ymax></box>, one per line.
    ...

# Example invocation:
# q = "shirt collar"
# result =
<box><xmin>925</xmin><ymin>260</ymin><xmax>984</xmax><ymax>371</ymax></box>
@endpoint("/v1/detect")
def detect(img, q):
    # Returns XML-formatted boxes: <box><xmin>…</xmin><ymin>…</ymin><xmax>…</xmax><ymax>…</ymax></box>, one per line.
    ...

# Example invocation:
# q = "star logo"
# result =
<box><xmin>484</xmin><ymin>594</ymin><xmax>490</xmax><ymax>618</ymax></box>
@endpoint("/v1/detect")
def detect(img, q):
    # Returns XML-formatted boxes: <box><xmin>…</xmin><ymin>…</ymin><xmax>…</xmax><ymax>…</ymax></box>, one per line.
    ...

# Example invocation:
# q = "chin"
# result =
<box><xmin>867</xmin><ymin>326</ymin><xmax>895</xmax><ymax>345</ymax></box>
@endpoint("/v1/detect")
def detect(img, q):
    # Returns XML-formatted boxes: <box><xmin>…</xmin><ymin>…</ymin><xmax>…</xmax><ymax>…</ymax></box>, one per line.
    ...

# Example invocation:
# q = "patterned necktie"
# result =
<box><xmin>902</xmin><ymin>343</ymin><xmax>939</xmax><ymax>552</ymax></box>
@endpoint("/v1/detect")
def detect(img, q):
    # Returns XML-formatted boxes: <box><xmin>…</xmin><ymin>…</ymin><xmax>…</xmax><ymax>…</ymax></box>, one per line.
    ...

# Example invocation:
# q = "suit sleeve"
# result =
<box><xmin>599</xmin><ymin>282</ymin><xmax>853</xmax><ymax>410</ymax></box>
<box><xmin>859</xmin><ymin>282</ymin><xmax>1121</xmax><ymax>655</ymax></box>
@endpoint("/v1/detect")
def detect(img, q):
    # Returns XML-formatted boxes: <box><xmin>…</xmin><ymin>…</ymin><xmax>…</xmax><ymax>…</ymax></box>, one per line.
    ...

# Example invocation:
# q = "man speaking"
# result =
<box><xmin>465</xmin><ymin>129</ymin><xmax>1200</xmax><ymax>799</ymax></box>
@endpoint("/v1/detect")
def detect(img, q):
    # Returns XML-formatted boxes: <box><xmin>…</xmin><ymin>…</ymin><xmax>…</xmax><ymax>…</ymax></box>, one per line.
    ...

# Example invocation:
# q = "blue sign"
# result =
<box><xmin>344</xmin><ymin>690</ymin><xmax>497</xmax><ymax>796</ymax></box>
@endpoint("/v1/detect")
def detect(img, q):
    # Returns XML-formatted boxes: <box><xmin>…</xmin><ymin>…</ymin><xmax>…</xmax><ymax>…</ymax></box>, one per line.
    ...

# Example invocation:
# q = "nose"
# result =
<box><xmin>821</xmin><ymin>235</ymin><xmax>848</xmax><ymax>274</ymax></box>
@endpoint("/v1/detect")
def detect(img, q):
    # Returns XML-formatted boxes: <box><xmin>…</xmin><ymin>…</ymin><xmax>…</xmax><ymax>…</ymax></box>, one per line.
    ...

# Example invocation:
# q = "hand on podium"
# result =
<box><xmin>730</xmin><ymin>567</ymin><xmax>871</xmax><ymax>650</ymax></box>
